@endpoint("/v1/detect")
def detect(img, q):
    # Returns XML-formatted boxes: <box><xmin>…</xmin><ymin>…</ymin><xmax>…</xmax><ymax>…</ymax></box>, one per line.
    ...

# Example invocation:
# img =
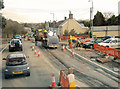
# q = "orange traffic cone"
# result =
<box><xmin>62</xmin><ymin>44</ymin><xmax>65</xmax><ymax>51</ymax></box>
<box><xmin>38</xmin><ymin>50</ymin><xmax>40</xmax><ymax>57</ymax></box>
<box><xmin>34</xmin><ymin>48</ymin><xmax>37</xmax><ymax>54</ymax></box>
<box><xmin>32</xmin><ymin>46</ymin><xmax>34</xmax><ymax>51</ymax></box>
<box><xmin>51</xmin><ymin>73</ymin><xmax>56</xmax><ymax>87</ymax></box>
<box><xmin>72</xmin><ymin>50</ymin><xmax>75</xmax><ymax>57</ymax></box>
<box><xmin>59</xmin><ymin>38</ymin><xmax>61</xmax><ymax>42</ymax></box>
<box><xmin>67</xmin><ymin>42</ymin><xmax>69</xmax><ymax>46</ymax></box>
<box><xmin>85</xmin><ymin>48</ymin><xmax>92</xmax><ymax>51</ymax></box>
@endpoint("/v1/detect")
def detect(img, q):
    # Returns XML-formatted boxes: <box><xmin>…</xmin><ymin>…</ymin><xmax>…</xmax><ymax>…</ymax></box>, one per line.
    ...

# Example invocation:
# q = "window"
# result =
<box><xmin>6</xmin><ymin>58</ymin><xmax>27</xmax><ymax>66</ymax></box>
<box><xmin>111</xmin><ymin>40</ymin><xmax>117</xmax><ymax>43</ymax></box>
<box><xmin>103</xmin><ymin>39</ymin><xmax>111</xmax><ymax>43</ymax></box>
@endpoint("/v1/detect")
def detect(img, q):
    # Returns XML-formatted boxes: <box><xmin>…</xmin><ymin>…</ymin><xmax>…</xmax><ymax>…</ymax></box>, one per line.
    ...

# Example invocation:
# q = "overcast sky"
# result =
<box><xmin>1</xmin><ymin>0</ymin><xmax>120</xmax><ymax>23</ymax></box>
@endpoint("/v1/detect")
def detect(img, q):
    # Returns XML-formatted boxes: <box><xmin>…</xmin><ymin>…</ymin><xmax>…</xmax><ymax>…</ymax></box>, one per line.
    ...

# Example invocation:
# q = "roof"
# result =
<box><xmin>7</xmin><ymin>54</ymin><xmax>25</xmax><ymax>59</ymax></box>
<box><xmin>59</xmin><ymin>19</ymin><xmax>69</xmax><ymax>27</ymax></box>
<box><xmin>55</xmin><ymin>20</ymin><xmax>65</xmax><ymax>28</ymax></box>
<box><xmin>59</xmin><ymin>19</ymin><xmax>88</xmax><ymax>29</ymax></box>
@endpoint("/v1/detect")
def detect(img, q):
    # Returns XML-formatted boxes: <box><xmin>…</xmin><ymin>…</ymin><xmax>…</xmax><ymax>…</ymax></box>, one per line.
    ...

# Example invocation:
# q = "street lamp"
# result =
<box><xmin>88</xmin><ymin>0</ymin><xmax>93</xmax><ymax>38</ymax></box>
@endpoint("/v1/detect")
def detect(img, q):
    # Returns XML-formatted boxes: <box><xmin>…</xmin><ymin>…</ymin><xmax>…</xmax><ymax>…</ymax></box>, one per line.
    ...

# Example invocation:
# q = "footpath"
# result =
<box><xmin>66</xmin><ymin>46</ymin><xmax>120</xmax><ymax>79</ymax></box>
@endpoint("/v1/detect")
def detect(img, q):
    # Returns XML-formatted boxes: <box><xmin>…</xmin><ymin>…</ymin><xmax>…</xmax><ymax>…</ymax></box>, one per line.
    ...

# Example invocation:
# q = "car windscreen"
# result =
<box><xmin>6</xmin><ymin>58</ymin><xmax>27</xmax><ymax>66</ymax></box>
<box><xmin>15</xmin><ymin>35</ymin><xmax>20</xmax><ymax>37</ymax></box>
<box><xmin>11</xmin><ymin>40</ymin><xmax>20</xmax><ymax>44</ymax></box>
<box><xmin>103</xmin><ymin>39</ymin><xmax>111</xmax><ymax>43</ymax></box>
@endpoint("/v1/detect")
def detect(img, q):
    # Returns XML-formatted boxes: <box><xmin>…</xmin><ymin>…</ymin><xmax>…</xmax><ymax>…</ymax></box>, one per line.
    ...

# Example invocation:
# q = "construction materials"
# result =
<box><xmin>96</xmin><ymin>58</ymin><xmax>112</xmax><ymax>63</ymax></box>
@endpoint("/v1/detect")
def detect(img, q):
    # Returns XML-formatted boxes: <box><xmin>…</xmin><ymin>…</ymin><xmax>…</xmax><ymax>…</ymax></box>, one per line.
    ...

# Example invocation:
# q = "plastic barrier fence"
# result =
<box><xmin>60</xmin><ymin>35</ymin><xmax>91</xmax><ymax>40</ymax></box>
<box><xmin>93</xmin><ymin>43</ymin><xmax>120</xmax><ymax>59</ymax></box>
<box><xmin>60</xmin><ymin>71</ymin><xmax>70</xmax><ymax>89</ymax></box>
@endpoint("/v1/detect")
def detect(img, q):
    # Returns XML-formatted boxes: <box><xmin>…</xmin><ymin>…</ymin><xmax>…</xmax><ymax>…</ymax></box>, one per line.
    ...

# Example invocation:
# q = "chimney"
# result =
<box><xmin>69</xmin><ymin>11</ymin><xmax>73</xmax><ymax>19</ymax></box>
<box><xmin>64</xmin><ymin>17</ymin><xmax>67</xmax><ymax>20</ymax></box>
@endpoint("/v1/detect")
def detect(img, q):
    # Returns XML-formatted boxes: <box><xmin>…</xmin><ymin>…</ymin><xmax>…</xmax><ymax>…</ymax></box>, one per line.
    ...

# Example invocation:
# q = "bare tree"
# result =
<box><xmin>103</xmin><ymin>12</ymin><xmax>114</xmax><ymax>21</ymax></box>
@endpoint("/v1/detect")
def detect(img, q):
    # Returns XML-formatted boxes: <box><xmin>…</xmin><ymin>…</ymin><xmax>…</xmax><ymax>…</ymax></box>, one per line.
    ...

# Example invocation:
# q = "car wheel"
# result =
<box><xmin>20</xmin><ymin>47</ymin><xmax>23</xmax><ymax>51</ymax></box>
<box><xmin>90</xmin><ymin>45</ymin><xmax>93</xmax><ymax>49</ymax></box>
<box><xmin>5</xmin><ymin>75</ymin><xmax>10</xmax><ymax>79</ymax></box>
<box><xmin>26</xmin><ymin>72</ymin><xmax>30</xmax><ymax>76</ymax></box>
<box><xmin>9</xmin><ymin>49</ymin><xmax>11</xmax><ymax>52</ymax></box>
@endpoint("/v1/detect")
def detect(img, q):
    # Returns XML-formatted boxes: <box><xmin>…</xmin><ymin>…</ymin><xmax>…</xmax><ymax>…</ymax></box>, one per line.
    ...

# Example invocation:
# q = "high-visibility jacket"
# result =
<box><xmin>44</xmin><ymin>30</ymin><xmax>47</xmax><ymax>33</ymax></box>
<box><xmin>69</xmin><ymin>37</ymin><xmax>72</xmax><ymax>42</ymax></box>
<box><xmin>78</xmin><ymin>41</ymin><xmax>81</xmax><ymax>44</ymax></box>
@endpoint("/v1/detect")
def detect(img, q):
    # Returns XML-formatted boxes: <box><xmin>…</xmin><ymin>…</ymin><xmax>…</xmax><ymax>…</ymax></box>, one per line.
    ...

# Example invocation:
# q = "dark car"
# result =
<box><xmin>3</xmin><ymin>54</ymin><xmax>30</xmax><ymax>79</ymax></box>
<box><xmin>83</xmin><ymin>38</ymin><xmax>103</xmax><ymax>49</ymax></box>
<box><xmin>102</xmin><ymin>36</ymin><xmax>112</xmax><ymax>41</ymax></box>
<box><xmin>9</xmin><ymin>39</ymin><xmax>23</xmax><ymax>52</ymax></box>
<box><xmin>15</xmin><ymin>35</ymin><xmax>21</xmax><ymax>40</ymax></box>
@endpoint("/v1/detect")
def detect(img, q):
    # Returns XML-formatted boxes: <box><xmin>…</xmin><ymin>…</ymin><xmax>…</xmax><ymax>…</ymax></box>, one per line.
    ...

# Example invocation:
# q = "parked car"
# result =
<box><xmin>15</xmin><ymin>35</ymin><xmax>22</xmax><ymax>41</ymax></box>
<box><xmin>21</xmin><ymin>35</ymin><xmax>24</xmax><ymax>38</ymax></box>
<box><xmin>98</xmin><ymin>38</ymin><xmax>120</xmax><ymax>48</ymax></box>
<box><xmin>81</xmin><ymin>38</ymin><xmax>93</xmax><ymax>44</ymax></box>
<box><xmin>9</xmin><ymin>39</ymin><xmax>23</xmax><ymax>52</ymax></box>
<box><xmin>3</xmin><ymin>54</ymin><xmax>30</xmax><ymax>79</ymax></box>
<box><xmin>83</xmin><ymin>38</ymin><xmax>103</xmax><ymax>49</ymax></box>
<box><xmin>102</xmin><ymin>36</ymin><xmax>112</xmax><ymax>41</ymax></box>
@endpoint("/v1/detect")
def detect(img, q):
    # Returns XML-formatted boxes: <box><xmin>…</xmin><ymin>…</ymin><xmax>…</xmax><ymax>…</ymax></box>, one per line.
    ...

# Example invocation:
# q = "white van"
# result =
<box><xmin>98</xmin><ymin>38</ymin><xmax>120</xmax><ymax>49</ymax></box>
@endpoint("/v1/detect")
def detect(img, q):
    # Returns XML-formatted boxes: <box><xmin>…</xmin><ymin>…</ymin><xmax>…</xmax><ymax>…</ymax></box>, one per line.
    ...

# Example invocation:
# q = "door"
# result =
<box><xmin>110</xmin><ymin>40</ymin><xmax>117</xmax><ymax>48</ymax></box>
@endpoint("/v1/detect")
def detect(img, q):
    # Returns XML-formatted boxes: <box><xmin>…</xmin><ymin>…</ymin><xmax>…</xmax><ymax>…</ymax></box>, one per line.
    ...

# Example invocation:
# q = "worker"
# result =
<box><xmin>69</xmin><ymin>35</ymin><xmax>72</xmax><ymax>42</ymax></box>
<box><xmin>34</xmin><ymin>35</ymin><xmax>37</xmax><ymax>46</ymax></box>
<box><xmin>69</xmin><ymin>35</ymin><xmax>72</xmax><ymax>48</ymax></box>
<box><xmin>44</xmin><ymin>30</ymin><xmax>47</xmax><ymax>38</ymax></box>
<box><xmin>74</xmin><ymin>40</ymin><xmax>83</xmax><ymax>48</ymax></box>
<box><xmin>77</xmin><ymin>40</ymin><xmax>82</xmax><ymax>47</ymax></box>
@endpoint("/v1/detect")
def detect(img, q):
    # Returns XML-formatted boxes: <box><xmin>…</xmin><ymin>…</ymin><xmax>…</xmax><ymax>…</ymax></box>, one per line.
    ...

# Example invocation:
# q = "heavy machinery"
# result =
<box><xmin>42</xmin><ymin>31</ymin><xmax>59</xmax><ymax>48</ymax></box>
<box><xmin>35</xmin><ymin>29</ymin><xmax>43</xmax><ymax>41</ymax></box>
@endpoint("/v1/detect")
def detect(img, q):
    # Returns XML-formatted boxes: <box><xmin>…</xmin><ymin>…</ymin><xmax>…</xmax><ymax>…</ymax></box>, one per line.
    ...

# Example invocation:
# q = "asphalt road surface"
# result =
<box><xmin>1</xmin><ymin>39</ymin><xmax>119</xmax><ymax>88</ymax></box>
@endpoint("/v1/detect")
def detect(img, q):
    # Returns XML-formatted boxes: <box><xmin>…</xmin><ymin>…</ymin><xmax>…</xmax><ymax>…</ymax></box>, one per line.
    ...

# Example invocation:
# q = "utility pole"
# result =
<box><xmin>50</xmin><ymin>13</ymin><xmax>55</xmax><ymax>32</ymax></box>
<box><xmin>88</xmin><ymin>0</ymin><xmax>93</xmax><ymax>38</ymax></box>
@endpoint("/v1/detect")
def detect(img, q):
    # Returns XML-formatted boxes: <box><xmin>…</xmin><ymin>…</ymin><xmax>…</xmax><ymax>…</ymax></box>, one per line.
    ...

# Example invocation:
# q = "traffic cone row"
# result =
<box><xmin>32</xmin><ymin>46</ymin><xmax>35</xmax><ymax>51</ymax></box>
<box><xmin>31</xmin><ymin>45</ymin><xmax>40</xmax><ymax>57</ymax></box>
<box><xmin>72</xmin><ymin>50</ymin><xmax>75</xmax><ymax>57</ymax></box>
<box><xmin>38</xmin><ymin>50</ymin><xmax>40</xmax><ymax>57</ymax></box>
<box><xmin>34</xmin><ymin>48</ymin><xmax>37</xmax><ymax>54</ymax></box>
<box><xmin>62</xmin><ymin>44</ymin><xmax>65</xmax><ymax>51</ymax></box>
<box><xmin>51</xmin><ymin>73</ymin><xmax>56</xmax><ymax>87</ymax></box>
<box><xmin>59</xmin><ymin>38</ymin><xmax>61</xmax><ymax>42</ymax></box>
<box><xmin>67</xmin><ymin>42</ymin><xmax>69</xmax><ymax>46</ymax></box>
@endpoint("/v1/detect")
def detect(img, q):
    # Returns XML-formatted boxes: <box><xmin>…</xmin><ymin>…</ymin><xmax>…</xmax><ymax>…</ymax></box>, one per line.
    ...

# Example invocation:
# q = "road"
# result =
<box><xmin>1</xmin><ymin>39</ymin><xmax>119</xmax><ymax>88</ymax></box>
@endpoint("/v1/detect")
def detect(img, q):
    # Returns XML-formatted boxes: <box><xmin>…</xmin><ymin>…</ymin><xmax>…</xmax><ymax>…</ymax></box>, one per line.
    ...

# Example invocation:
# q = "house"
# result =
<box><xmin>24</xmin><ymin>27</ymin><xmax>32</xmax><ymax>33</ymax></box>
<box><xmin>57</xmin><ymin>12</ymin><xmax>88</xmax><ymax>36</ymax></box>
<box><xmin>93</xmin><ymin>26</ymin><xmax>120</xmax><ymax>37</ymax></box>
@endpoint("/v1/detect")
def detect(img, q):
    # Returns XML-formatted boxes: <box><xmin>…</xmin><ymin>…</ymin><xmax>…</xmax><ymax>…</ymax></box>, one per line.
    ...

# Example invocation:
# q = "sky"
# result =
<box><xmin>1</xmin><ymin>0</ymin><xmax>120</xmax><ymax>23</ymax></box>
